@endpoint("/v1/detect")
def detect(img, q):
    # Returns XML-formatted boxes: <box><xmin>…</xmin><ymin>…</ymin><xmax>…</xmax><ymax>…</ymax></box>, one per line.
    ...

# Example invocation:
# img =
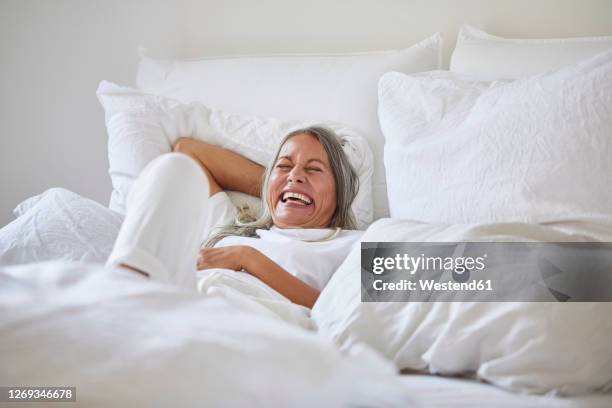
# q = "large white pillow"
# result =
<box><xmin>450</xmin><ymin>25</ymin><xmax>612</xmax><ymax>80</ymax></box>
<box><xmin>97</xmin><ymin>81</ymin><xmax>374</xmax><ymax>229</ymax></box>
<box><xmin>136</xmin><ymin>34</ymin><xmax>443</xmax><ymax>220</ymax></box>
<box><xmin>378</xmin><ymin>50</ymin><xmax>612</xmax><ymax>224</ymax></box>
<box><xmin>312</xmin><ymin>218</ymin><xmax>612</xmax><ymax>396</ymax></box>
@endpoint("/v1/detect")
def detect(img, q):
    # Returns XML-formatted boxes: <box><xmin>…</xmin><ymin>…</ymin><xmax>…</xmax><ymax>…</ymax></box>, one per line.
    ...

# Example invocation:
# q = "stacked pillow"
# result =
<box><xmin>135</xmin><ymin>34</ymin><xmax>443</xmax><ymax>221</ymax></box>
<box><xmin>379</xmin><ymin>49</ymin><xmax>612</xmax><ymax>223</ymax></box>
<box><xmin>99</xmin><ymin>34</ymin><xmax>443</xmax><ymax>228</ymax></box>
<box><xmin>450</xmin><ymin>25</ymin><xmax>612</xmax><ymax>79</ymax></box>
<box><xmin>311</xmin><ymin>27</ymin><xmax>612</xmax><ymax>397</ymax></box>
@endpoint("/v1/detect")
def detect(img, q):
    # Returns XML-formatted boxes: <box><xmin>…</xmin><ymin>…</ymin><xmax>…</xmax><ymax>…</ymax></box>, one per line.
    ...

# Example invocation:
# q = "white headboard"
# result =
<box><xmin>1</xmin><ymin>0</ymin><xmax>611</xmax><ymax>226</ymax></box>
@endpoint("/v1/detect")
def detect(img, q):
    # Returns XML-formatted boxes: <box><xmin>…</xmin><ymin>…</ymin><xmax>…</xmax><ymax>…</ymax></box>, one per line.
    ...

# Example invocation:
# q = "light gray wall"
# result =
<box><xmin>0</xmin><ymin>0</ymin><xmax>184</xmax><ymax>225</ymax></box>
<box><xmin>1</xmin><ymin>0</ymin><xmax>612</xmax><ymax>227</ymax></box>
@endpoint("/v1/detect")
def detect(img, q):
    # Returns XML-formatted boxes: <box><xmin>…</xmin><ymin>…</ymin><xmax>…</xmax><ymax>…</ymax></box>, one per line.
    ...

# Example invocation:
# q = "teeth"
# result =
<box><xmin>282</xmin><ymin>191</ymin><xmax>312</xmax><ymax>205</ymax></box>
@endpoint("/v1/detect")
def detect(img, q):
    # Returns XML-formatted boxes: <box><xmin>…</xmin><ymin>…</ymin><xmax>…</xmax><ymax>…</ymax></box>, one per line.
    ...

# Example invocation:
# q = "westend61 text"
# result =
<box><xmin>373</xmin><ymin>279</ymin><xmax>493</xmax><ymax>292</ymax></box>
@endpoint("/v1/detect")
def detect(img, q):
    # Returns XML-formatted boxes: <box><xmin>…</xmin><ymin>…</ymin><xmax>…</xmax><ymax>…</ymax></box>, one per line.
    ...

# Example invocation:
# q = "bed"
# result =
<box><xmin>2</xmin><ymin>189</ymin><xmax>612</xmax><ymax>407</ymax></box>
<box><xmin>2</xmin><ymin>22</ymin><xmax>612</xmax><ymax>407</ymax></box>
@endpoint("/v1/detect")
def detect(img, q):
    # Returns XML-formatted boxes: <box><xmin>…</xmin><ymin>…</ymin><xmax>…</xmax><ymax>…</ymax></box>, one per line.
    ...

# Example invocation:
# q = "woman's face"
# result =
<box><xmin>268</xmin><ymin>133</ymin><xmax>337</xmax><ymax>229</ymax></box>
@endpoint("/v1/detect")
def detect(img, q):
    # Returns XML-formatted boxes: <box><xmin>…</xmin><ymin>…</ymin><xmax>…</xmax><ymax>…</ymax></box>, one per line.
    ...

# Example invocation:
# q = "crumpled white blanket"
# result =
<box><xmin>0</xmin><ymin>188</ymin><xmax>123</xmax><ymax>265</ymax></box>
<box><xmin>0</xmin><ymin>188</ymin><xmax>317</xmax><ymax>329</ymax></box>
<box><xmin>0</xmin><ymin>261</ymin><xmax>415</xmax><ymax>407</ymax></box>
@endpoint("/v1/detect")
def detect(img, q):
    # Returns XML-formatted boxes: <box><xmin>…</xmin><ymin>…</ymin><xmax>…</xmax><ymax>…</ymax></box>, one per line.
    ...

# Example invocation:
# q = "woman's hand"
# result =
<box><xmin>198</xmin><ymin>245</ymin><xmax>320</xmax><ymax>308</ymax></box>
<box><xmin>197</xmin><ymin>245</ymin><xmax>253</xmax><ymax>271</ymax></box>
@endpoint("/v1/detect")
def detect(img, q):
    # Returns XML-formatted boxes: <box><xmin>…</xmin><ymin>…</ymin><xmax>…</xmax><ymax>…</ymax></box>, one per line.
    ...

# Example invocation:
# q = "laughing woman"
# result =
<box><xmin>105</xmin><ymin>126</ymin><xmax>362</xmax><ymax>309</ymax></box>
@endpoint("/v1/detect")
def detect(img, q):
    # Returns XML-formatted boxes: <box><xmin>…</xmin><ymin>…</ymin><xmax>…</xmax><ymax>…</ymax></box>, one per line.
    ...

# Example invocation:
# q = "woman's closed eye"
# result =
<box><xmin>276</xmin><ymin>164</ymin><xmax>322</xmax><ymax>173</ymax></box>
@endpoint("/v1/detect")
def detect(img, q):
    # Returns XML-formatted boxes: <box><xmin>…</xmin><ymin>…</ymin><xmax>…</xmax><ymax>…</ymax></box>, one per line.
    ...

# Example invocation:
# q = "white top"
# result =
<box><xmin>200</xmin><ymin>191</ymin><xmax>364</xmax><ymax>291</ymax></box>
<box><xmin>215</xmin><ymin>226</ymin><xmax>363</xmax><ymax>291</ymax></box>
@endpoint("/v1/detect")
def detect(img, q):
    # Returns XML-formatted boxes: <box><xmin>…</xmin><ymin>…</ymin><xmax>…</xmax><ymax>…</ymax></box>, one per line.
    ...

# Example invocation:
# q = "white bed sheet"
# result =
<box><xmin>399</xmin><ymin>374</ymin><xmax>612</xmax><ymax>408</ymax></box>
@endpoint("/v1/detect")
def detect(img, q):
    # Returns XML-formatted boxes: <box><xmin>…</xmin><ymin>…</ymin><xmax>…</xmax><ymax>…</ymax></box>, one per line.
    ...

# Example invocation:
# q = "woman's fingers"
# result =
<box><xmin>197</xmin><ymin>251</ymin><xmax>204</xmax><ymax>269</ymax></box>
<box><xmin>197</xmin><ymin>248</ymin><xmax>213</xmax><ymax>270</ymax></box>
<box><xmin>197</xmin><ymin>246</ymin><xmax>246</xmax><ymax>271</ymax></box>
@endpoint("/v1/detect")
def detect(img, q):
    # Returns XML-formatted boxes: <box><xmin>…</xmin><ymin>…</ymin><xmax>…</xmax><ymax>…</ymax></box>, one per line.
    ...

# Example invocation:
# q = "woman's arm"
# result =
<box><xmin>198</xmin><ymin>246</ymin><xmax>320</xmax><ymax>309</ymax></box>
<box><xmin>173</xmin><ymin>137</ymin><xmax>265</xmax><ymax>197</ymax></box>
<box><xmin>244</xmin><ymin>247</ymin><xmax>320</xmax><ymax>309</ymax></box>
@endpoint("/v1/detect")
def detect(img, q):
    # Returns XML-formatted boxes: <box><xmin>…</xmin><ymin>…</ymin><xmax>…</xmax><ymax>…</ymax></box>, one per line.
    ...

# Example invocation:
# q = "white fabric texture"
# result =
<box><xmin>0</xmin><ymin>261</ymin><xmax>414</xmax><ymax>408</ymax></box>
<box><xmin>136</xmin><ymin>34</ymin><xmax>443</xmax><ymax>220</ymax></box>
<box><xmin>312</xmin><ymin>217</ymin><xmax>612</xmax><ymax>396</ymax></box>
<box><xmin>378</xmin><ymin>50</ymin><xmax>612</xmax><ymax>224</ymax></box>
<box><xmin>396</xmin><ymin>375</ymin><xmax>612</xmax><ymax>408</ymax></box>
<box><xmin>0</xmin><ymin>188</ymin><xmax>123</xmax><ymax>266</ymax></box>
<box><xmin>97</xmin><ymin>80</ymin><xmax>374</xmax><ymax>230</ymax></box>
<box><xmin>450</xmin><ymin>25</ymin><xmax>612</xmax><ymax>80</ymax></box>
<box><xmin>12</xmin><ymin>193</ymin><xmax>45</xmax><ymax>218</ymax></box>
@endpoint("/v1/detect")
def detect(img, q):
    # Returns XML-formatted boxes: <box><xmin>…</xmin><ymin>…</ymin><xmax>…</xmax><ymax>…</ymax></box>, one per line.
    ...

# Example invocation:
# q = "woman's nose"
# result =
<box><xmin>287</xmin><ymin>166</ymin><xmax>306</xmax><ymax>183</ymax></box>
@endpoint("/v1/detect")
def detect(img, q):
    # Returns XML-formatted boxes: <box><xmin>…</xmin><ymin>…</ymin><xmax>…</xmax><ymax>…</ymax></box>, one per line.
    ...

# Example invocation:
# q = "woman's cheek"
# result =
<box><xmin>322</xmin><ymin>176</ymin><xmax>336</xmax><ymax>199</ymax></box>
<box><xmin>325</xmin><ymin>182</ymin><xmax>338</xmax><ymax>215</ymax></box>
<box><xmin>268</xmin><ymin>173</ymin><xmax>282</xmax><ymax>199</ymax></box>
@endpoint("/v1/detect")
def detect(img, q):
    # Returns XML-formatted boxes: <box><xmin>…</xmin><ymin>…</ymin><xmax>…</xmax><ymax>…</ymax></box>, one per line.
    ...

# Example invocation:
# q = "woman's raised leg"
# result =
<box><xmin>105</xmin><ymin>153</ymin><xmax>210</xmax><ymax>290</ymax></box>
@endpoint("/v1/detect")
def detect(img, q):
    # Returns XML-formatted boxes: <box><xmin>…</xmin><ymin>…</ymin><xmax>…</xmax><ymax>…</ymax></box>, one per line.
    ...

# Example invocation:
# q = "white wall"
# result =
<box><xmin>0</xmin><ymin>0</ymin><xmax>184</xmax><ymax>226</ymax></box>
<box><xmin>1</xmin><ymin>0</ymin><xmax>612</xmax><ymax>227</ymax></box>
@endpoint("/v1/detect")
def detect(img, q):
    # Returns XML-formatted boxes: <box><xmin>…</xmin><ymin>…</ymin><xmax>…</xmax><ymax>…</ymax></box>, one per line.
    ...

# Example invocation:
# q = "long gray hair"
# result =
<box><xmin>203</xmin><ymin>126</ymin><xmax>359</xmax><ymax>247</ymax></box>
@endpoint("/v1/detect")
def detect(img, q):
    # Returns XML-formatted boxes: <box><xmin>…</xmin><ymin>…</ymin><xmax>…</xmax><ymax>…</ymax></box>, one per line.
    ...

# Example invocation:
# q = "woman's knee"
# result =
<box><xmin>168</xmin><ymin>151</ymin><xmax>223</xmax><ymax>196</ymax></box>
<box><xmin>150</xmin><ymin>152</ymin><xmax>200</xmax><ymax>175</ymax></box>
<box><xmin>145</xmin><ymin>153</ymin><xmax>211</xmax><ymax>195</ymax></box>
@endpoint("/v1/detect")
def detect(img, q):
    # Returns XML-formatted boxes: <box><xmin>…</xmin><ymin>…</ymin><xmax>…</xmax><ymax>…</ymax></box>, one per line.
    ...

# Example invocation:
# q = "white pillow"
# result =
<box><xmin>450</xmin><ymin>25</ymin><xmax>612</xmax><ymax>80</ymax></box>
<box><xmin>312</xmin><ymin>217</ymin><xmax>612</xmax><ymax>396</ymax></box>
<box><xmin>97</xmin><ymin>81</ymin><xmax>374</xmax><ymax>229</ymax></box>
<box><xmin>378</xmin><ymin>50</ymin><xmax>612</xmax><ymax>224</ymax></box>
<box><xmin>0</xmin><ymin>188</ymin><xmax>122</xmax><ymax>265</ymax></box>
<box><xmin>136</xmin><ymin>34</ymin><xmax>443</xmax><ymax>220</ymax></box>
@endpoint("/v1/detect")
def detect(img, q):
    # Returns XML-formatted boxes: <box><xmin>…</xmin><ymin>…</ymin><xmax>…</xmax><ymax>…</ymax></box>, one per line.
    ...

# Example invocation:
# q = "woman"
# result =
<box><xmin>106</xmin><ymin>126</ymin><xmax>363</xmax><ymax>309</ymax></box>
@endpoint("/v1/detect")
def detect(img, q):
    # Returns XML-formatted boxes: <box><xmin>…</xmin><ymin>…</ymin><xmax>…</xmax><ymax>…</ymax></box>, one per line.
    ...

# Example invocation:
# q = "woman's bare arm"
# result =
<box><xmin>245</xmin><ymin>247</ymin><xmax>320</xmax><ymax>309</ymax></box>
<box><xmin>198</xmin><ymin>245</ymin><xmax>320</xmax><ymax>309</ymax></box>
<box><xmin>173</xmin><ymin>137</ymin><xmax>265</xmax><ymax>197</ymax></box>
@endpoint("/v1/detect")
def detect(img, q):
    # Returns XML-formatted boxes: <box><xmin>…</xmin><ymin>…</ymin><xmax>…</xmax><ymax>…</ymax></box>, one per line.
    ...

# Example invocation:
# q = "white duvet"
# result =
<box><xmin>0</xmin><ymin>261</ymin><xmax>414</xmax><ymax>407</ymax></box>
<box><xmin>0</xmin><ymin>189</ymin><xmax>416</xmax><ymax>406</ymax></box>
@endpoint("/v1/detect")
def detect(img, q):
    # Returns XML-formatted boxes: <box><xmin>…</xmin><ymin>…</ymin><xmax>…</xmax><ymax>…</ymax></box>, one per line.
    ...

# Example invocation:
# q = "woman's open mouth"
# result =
<box><xmin>279</xmin><ymin>191</ymin><xmax>314</xmax><ymax>208</ymax></box>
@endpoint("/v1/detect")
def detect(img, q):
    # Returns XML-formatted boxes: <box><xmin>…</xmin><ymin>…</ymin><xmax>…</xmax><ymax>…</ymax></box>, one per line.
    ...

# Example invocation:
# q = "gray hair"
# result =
<box><xmin>203</xmin><ymin>125</ymin><xmax>359</xmax><ymax>248</ymax></box>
